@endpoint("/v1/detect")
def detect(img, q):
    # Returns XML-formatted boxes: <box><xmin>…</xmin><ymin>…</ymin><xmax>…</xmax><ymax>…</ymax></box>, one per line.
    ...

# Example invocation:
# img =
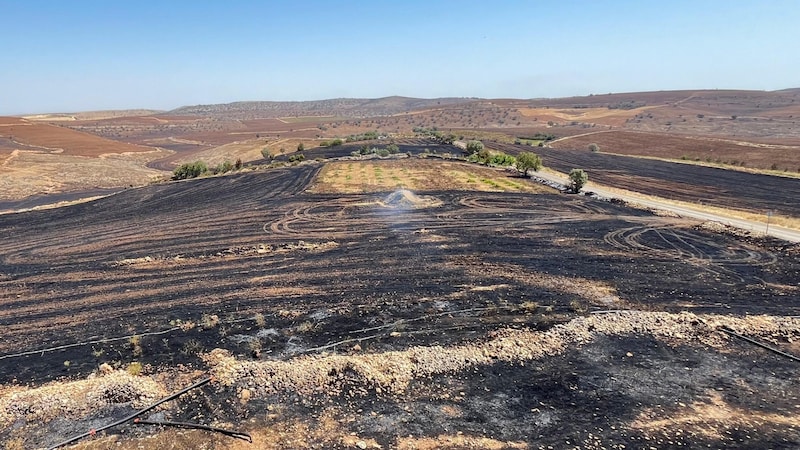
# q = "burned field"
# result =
<box><xmin>1</xmin><ymin>160</ymin><xmax>800</xmax><ymax>449</ymax></box>
<box><xmin>491</xmin><ymin>142</ymin><xmax>800</xmax><ymax>218</ymax></box>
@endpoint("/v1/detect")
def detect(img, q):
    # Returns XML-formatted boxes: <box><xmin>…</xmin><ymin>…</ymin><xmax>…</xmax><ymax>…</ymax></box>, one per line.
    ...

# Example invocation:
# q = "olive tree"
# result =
<box><xmin>568</xmin><ymin>169</ymin><xmax>588</xmax><ymax>193</ymax></box>
<box><xmin>465</xmin><ymin>140</ymin><xmax>484</xmax><ymax>155</ymax></box>
<box><xmin>515</xmin><ymin>152</ymin><xmax>542</xmax><ymax>176</ymax></box>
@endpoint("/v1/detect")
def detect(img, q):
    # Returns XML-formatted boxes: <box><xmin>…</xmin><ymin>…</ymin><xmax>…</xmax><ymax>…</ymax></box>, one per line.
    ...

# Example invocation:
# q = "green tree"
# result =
<box><xmin>297</xmin><ymin>142</ymin><xmax>305</xmax><ymax>152</ymax></box>
<box><xmin>261</xmin><ymin>147</ymin><xmax>271</xmax><ymax>159</ymax></box>
<box><xmin>172</xmin><ymin>161</ymin><xmax>208</xmax><ymax>180</ymax></box>
<box><xmin>568</xmin><ymin>169</ymin><xmax>588</xmax><ymax>193</ymax></box>
<box><xmin>465</xmin><ymin>140</ymin><xmax>484</xmax><ymax>155</ymax></box>
<box><xmin>588</xmin><ymin>143</ymin><xmax>600</xmax><ymax>152</ymax></box>
<box><xmin>515</xmin><ymin>152</ymin><xmax>542</xmax><ymax>176</ymax></box>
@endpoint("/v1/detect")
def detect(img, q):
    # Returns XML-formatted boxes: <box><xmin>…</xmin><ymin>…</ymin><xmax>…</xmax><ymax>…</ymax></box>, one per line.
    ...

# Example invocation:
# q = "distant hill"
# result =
<box><xmin>169</xmin><ymin>96</ymin><xmax>477</xmax><ymax>119</ymax></box>
<box><xmin>528</xmin><ymin>89</ymin><xmax>800</xmax><ymax>112</ymax></box>
<box><xmin>22</xmin><ymin>109</ymin><xmax>164</xmax><ymax>121</ymax></box>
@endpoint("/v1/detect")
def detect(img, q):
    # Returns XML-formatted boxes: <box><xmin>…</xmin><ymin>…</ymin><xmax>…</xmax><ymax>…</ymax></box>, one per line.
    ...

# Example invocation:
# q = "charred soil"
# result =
<box><xmin>1</xmin><ymin>162</ymin><xmax>799</xmax><ymax>449</ymax></box>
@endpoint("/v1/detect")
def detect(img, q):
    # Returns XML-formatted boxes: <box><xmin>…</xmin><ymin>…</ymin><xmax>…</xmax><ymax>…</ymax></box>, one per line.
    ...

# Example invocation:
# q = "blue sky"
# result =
<box><xmin>2</xmin><ymin>0</ymin><xmax>798</xmax><ymax>114</ymax></box>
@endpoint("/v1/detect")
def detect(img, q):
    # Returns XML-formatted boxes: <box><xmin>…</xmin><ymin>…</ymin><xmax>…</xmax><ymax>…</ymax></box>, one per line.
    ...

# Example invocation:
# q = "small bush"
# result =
<box><xmin>172</xmin><ymin>161</ymin><xmax>208</xmax><ymax>180</ymax></box>
<box><xmin>127</xmin><ymin>362</ymin><xmax>143</xmax><ymax>376</ymax></box>
<box><xmin>254</xmin><ymin>313</ymin><xmax>266</xmax><ymax>328</ymax></box>
<box><xmin>215</xmin><ymin>160</ymin><xmax>234</xmax><ymax>174</ymax></box>
<box><xmin>181</xmin><ymin>339</ymin><xmax>203</xmax><ymax>355</ymax></box>
<box><xmin>588</xmin><ymin>143</ymin><xmax>600</xmax><ymax>152</ymax></box>
<box><xmin>202</xmin><ymin>314</ymin><xmax>220</xmax><ymax>329</ymax></box>
<box><xmin>129</xmin><ymin>335</ymin><xmax>143</xmax><ymax>357</ymax></box>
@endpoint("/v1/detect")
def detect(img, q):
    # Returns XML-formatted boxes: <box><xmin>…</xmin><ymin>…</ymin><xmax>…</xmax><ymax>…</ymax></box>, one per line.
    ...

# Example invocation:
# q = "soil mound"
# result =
<box><xmin>380</xmin><ymin>189</ymin><xmax>441</xmax><ymax>209</ymax></box>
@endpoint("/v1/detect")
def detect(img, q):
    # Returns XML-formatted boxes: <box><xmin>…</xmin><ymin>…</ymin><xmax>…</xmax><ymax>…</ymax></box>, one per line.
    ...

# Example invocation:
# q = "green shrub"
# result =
<box><xmin>172</xmin><ymin>161</ymin><xmax>208</xmax><ymax>180</ymax></box>
<box><xmin>215</xmin><ymin>160</ymin><xmax>234</xmax><ymax>174</ymax></box>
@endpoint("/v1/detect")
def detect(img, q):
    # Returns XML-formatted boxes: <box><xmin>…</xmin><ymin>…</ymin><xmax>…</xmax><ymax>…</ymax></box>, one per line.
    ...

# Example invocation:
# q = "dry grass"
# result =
<box><xmin>0</xmin><ymin>148</ymin><xmax>168</xmax><ymax>203</ymax></box>
<box><xmin>175</xmin><ymin>138</ymin><xmax>267</xmax><ymax>166</ymax></box>
<box><xmin>310</xmin><ymin>159</ymin><xmax>552</xmax><ymax>194</ymax></box>
<box><xmin>518</xmin><ymin>105</ymin><xmax>658</xmax><ymax>127</ymax></box>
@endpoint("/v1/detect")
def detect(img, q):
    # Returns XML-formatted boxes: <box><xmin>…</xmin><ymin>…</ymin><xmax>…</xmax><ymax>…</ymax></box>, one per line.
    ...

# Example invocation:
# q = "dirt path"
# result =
<box><xmin>547</xmin><ymin>129</ymin><xmax>618</xmax><ymax>145</ymax></box>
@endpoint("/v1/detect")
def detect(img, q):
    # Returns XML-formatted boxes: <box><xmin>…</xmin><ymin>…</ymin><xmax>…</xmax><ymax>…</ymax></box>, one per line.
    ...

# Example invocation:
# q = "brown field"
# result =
<box><xmin>550</xmin><ymin>130</ymin><xmax>800</xmax><ymax>172</ymax></box>
<box><xmin>518</xmin><ymin>105</ymin><xmax>659</xmax><ymax>127</ymax></box>
<box><xmin>0</xmin><ymin>118</ymin><xmax>155</xmax><ymax>157</ymax></box>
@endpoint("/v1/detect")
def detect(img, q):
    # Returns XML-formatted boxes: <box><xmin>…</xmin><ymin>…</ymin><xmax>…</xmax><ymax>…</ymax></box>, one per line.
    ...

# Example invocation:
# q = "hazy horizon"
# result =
<box><xmin>3</xmin><ymin>0</ymin><xmax>799</xmax><ymax>115</ymax></box>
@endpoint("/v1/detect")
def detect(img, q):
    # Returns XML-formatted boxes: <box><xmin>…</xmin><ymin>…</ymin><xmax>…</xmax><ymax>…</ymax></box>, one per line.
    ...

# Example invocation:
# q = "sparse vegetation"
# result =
<box><xmin>254</xmin><ymin>313</ymin><xmax>266</xmax><ymax>328</ymax></box>
<box><xmin>320</xmin><ymin>138</ymin><xmax>344</xmax><ymax>147</ymax></box>
<box><xmin>126</xmin><ymin>361</ymin><xmax>143</xmax><ymax>376</ymax></box>
<box><xmin>213</xmin><ymin>160</ymin><xmax>234</xmax><ymax>174</ymax></box>
<box><xmin>346</xmin><ymin>130</ymin><xmax>381</xmax><ymax>142</ymax></box>
<box><xmin>588</xmin><ymin>143</ymin><xmax>600</xmax><ymax>152</ymax></box>
<box><xmin>129</xmin><ymin>335</ymin><xmax>143</xmax><ymax>357</ymax></box>
<box><xmin>202</xmin><ymin>314</ymin><xmax>220</xmax><ymax>329</ymax></box>
<box><xmin>181</xmin><ymin>339</ymin><xmax>203</xmax><ymax>355</ymax></box>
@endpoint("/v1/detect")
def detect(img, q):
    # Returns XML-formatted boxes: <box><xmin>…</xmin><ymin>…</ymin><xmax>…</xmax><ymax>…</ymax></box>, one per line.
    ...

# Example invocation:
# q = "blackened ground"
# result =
<box><xmin>1</xmin><ymin>161</ymin><xmax>799</xmax><ymax>449</ymax></box>
<box><xmin>0</xmin><ymin>164</ymin><xmax>797</xmax><ymax>386</ymax></box>
<box><xmin>491</xmin><ymin>142</ymin><xmax>800</xmax><ymax>217</ymax></box>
